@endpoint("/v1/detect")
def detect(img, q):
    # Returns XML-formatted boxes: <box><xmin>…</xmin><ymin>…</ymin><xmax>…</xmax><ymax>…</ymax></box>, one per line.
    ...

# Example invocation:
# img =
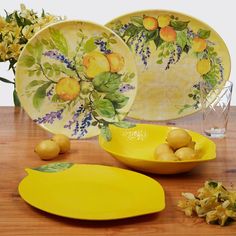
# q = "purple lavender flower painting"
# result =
<box><xmin>15</xmin><ymin>21</ymin><xmax>137</xmax><ymax>140</ymax></box>
<box><xmin>106</xmin><ymin>10</ymin><xmax>230</xmax><ymax>121</ymax></box>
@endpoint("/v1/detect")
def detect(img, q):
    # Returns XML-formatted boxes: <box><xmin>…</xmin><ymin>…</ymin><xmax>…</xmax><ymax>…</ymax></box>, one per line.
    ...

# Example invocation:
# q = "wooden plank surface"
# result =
<box><xmin>0</xmin><ymin>107</ymin><xmax>236</xmax><ymax>236</ymax></box>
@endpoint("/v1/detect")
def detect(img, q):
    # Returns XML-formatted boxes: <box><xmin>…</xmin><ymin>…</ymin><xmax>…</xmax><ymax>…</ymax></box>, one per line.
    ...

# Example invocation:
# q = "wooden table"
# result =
<box><xmin>1</xmin><ymin>107</ymin><xmax>236</xmax><ymax>236</ymax></box>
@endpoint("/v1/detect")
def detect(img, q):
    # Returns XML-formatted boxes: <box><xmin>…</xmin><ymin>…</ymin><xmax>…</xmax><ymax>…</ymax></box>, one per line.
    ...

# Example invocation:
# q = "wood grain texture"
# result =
<box><xmin>0</xmin><ymin>107</ymin><xmax>236</xmax><ymax>236</ymax></box>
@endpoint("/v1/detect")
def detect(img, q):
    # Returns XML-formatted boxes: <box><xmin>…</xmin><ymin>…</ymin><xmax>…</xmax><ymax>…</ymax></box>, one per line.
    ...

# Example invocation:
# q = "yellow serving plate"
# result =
<box><xmin>99</xmin><ymin>124</ymin><xmax>216</xmax><ymax>174</ymax></box>
<box><xmin>106</xmin><ymin>10</ymin><xmax>231</xmax><ymax>121</ymax></box>
<box><xmin>18</xmin><ymin>163</ymin><xmax>165</xmax><ymax>220</ymax></box>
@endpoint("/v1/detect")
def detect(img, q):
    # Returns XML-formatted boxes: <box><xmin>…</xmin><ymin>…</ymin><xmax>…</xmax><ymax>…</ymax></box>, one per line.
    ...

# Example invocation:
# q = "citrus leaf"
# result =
<box><xmin>92</xmin><ymin>72</ymin><xmax>122</xmax><ymax>93</ymax></box>
<box><xmin>170</xmin><ymin>20</ymin><xmax>189</xmax><ymax>31</ymax></box>
<box><xmin>176</xmin><ymin>30</ymin><xmax>188</xmax><ymax>49</ymax></box>
<box><xmin>26</xmin><ymin>80</ymin><xmax>47</xmax><ymax>90</ymax></box>
<box><xmin>84</xmin><ymin>38</ymin><xmax>97</xmax><ymax>53</ymax></box>
<box><xmin>130</xmin><ymin>16</ymin><xmax>143</xmax><ymax>27</ymax></box>
<box><xmin>94</xmin><ymin>99</ymin><xmax>116</xmax><ymax>118</ymax></box>
<box><xmin>113</xmin><ymin>121</ymin><xmax>136</xmax><ymax>128</ymax></box>
<box><xmin>20</xmin><ymin>55</ymin><xmax>35</xmax><ymax>67</ymax></box>
<box><xmin>100</xmin><ymin>125</ymin><xmax>112</xmax><ymax>141</ymax></box>
<box><xmin>33</xmin><ymin>162</ymin><xmax>74</xmax><ymax>173</ymax></box>
<box><xmin>198</xmin><ymin>29</ymin><xmax>211</xmax><ymax>39</ymax></box>
<box><xmin>33</xmin><ymin>82</ymin><xmax>52</xmax><ymax>110</ymax></box>
<box><xmin>105</xmin><ymin>92</ymin><xmax>129</xmax><ymax>109</ymax></box>
<box><xmin>49</xmin><ymin>28</ymin><xmax>68</xmax><ymax>56</ymax></box>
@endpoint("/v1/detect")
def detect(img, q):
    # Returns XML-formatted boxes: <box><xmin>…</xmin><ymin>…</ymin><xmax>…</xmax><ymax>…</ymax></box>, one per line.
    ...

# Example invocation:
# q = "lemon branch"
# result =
<box><xmin>38</xmin><ymin>63</ymin><xmax>57</xmax><ymax>84</ymax></box>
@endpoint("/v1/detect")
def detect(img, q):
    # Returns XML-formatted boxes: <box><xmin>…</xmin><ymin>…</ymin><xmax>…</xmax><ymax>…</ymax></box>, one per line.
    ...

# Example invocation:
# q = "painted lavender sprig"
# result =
<box><xmin>95</xmin><ymin>39</ymin><xmax>111</xmax><ymax>54</ymax></box>
<box><xmin>43</xmin><ymin>50</ymin><xmax>75</xmax><ymax>70</ymax></box>
<box><xmin>77</xmin><ymin>112</ymin><xmax>92</xmax><ymax>139</ymax></box>
<box><xmin>34</xmin><ymin>109</ymin><xmax>64</xmax><ymax>124</ymax></box>
<box><xmin>119</xmin><ymin>84</ymin><xmax>135</xmax><ymax>93</ymax></box>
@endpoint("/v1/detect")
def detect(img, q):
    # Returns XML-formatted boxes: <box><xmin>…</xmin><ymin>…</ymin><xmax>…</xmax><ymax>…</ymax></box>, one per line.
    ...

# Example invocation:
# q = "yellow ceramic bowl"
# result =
<box><xmin>99</xmin><ymin>124</ymin><xmax>216</xmax><ymax>174</ymax></box>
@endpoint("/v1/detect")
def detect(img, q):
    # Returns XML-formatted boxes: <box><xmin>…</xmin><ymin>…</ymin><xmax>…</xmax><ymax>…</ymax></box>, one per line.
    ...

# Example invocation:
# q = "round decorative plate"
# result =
<box><xmin>16</xmin><ymin>21</ymin><xmax>137</xmax><ymax>139</ymax></box>
<box><xmin>106</xmin><ymin>10</ymin><xmax>231</xmax><ymax>120</ymax></box>
<box><xmin>18</xmin><ymin>163</ymin><xmax>165</xmax><ymax>220</ymax></box>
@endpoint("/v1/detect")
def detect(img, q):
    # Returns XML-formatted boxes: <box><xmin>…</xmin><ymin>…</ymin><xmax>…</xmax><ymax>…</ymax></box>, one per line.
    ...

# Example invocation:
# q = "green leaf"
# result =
<box><xmin>123</xmin><ymin>24</ymin><xmax>139</xmax><ymax>37</ymax></box>
<box><xmin>26</xmin><ymin>80</ymin><xmax>47</xmax><ymax>90</ymax></box>
<box><xmin>198</xmin><ymin>29</ymin><xmax>211</xmax><ymax>39</ymax></box>
<box><xmin>176</xmin><ymin>30</ymin><xmax>188</xmax><ymax>49</ymax></box>
<box><xmin>34</xmin><ymin>40</ymin><xmax>43</xmax><ymax>63</ymax></box>
<box><xmin>0</xmin><ymin>77</ymin><xmax>14</xmax><ymax>84</ymax></box>
<box><xmin>113</xmin><ymin>121</ymin><xmax>136</xmax><ymax>128</ymax></box>
<box><xmin>13</xmin><ymin>89</ymin><xmax>21</xmax><ymax>107</ymax></box>
<box><xmin>154</xmin><ymin>36</ymin><xmax>164</xmax><ymax>49</ymax></box>
<box><xmin>51</xmin><ymin>94</ymin><xmax>60</xmax><ymax>102</ymax></box>
<box><xmin>33</xmin><ymin>162</ymin><xmax>74</xmax><ymax>173</ymax></box>
<box><xmin>109</xmin><ymin>38</ymin><xmax>117</xmax><ymax>44</ymax></box>
<box><xmin>156</xmin><ymin>59</ymin><xmax>163</xmax><ymax>64</ymax></box>
<box><xmin>20</xmin><ymin>55</ymin><xmax>35</xmax><ymax>67</ymax></box>
<box><xmin>208</xmin><ymin>181</ymin><xmax>218</xmax><ymax>188</ymax></box>
<box><xmin>170</xmin><ymin>20</ymin><xmax>189</xmax><ymax>31</ymax></box>
<box><xmin>26</xmin><ymin>44</ymin><xmax>35</xmax><ymax>55</ymax></box>
<box><xmin>49</xmin><ymin>28</ymin><xmax>68</xmax><ymax>56</ymax></box>
<box><xmin>84</xmin><ymin>38</ymin><xmax>97</xmax><ymax>53</ymax></box>
<box><xmin>145</xmin><ymin>30</ymin><xmax>158</xmax><ymax>43</ymax></box>
<box><xmin>94</xmin><ymin>98</ymin><xmax>116</xmax><ymax>118</ymax></box>
<box><xmin>130</xmin><ymin>16</ymin><xmax>143</xmax><ymax>27</ymax></box>
<box><xmin>14</xmin><ymin>11</ymin><xmax>23</xmax><ymax>27</ymax></box>
<box><xmin>92</xmin><ymin>72</ymin><xmax>122</xmax><ymax>93</ymax></box>
<box><xmin>203</xmin><ymin>73</ymin><xmax>217</xmax><ymax>87</ymax></box>
<box><xmin>129</xmin><ymin>73</ymin><xmax>135</xmax><ymax>79</ymax></box>
<box><xmin>100</xmin><ymin>125</ymin><xmax>112</xmax><ymax>141</ymax></box>
<box><xmin>33</xmin><ymin>82</ymin><xmax>52</xmax><ymax>110</ymax></box>
<box><xmin>102</xmin><ymin>32</ymin><xmax>109</xmax><ymax>38</ymax></box>
<box><xmin>104</xmin><ymin>92</ymin><xmax>129</xmax><ymax>109</ymax></box>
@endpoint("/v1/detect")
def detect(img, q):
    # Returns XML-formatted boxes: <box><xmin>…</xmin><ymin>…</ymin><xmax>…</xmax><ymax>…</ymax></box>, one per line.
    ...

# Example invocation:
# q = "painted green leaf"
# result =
<box><xmin>154</xmin><ymin>36</ymin><xmax>164</xmax><ymax>49</ymax></box>
<box><xmin>170</xmin><ymin>20</ymin><xmax>189</xmax><ymax>31</ymax></box>
<box><xmin>100</xmin><ymin>125</ymin><xmax>112</xmax><ymax>141</ymax></box>
<box><xmin>20</xmin><ymin>55</ymin><xmax>35</xmax><ymax>67</ymax></box>
<box><xmin>84</xmin><ymin>38</ymin><xmax>97</xmax><ymax>53</ymax></box>
<box><xmin>156</xmin><ymin>59</ymin><xmax>163</xmax><ymax>64</ymax></box>
<box><xmin>129</xmin><ymin>73</ymin><xmax>135</xmax><ymax>79</ymax></box>
<box><xmin>94</xmin><ymin>99</ymin><xmax>116</xmax><ymax>118</ymax></box>
<box><xmin>177</xmin><ymin>30</ymin><xmax>188</xmax><ymax>49</ymax></box>
<box><xmin>113</xmin><ymin>121</ymin><xmax>136</xmax><ymax>128</ymax></box>
<box><xmin>33</xmin><ymin>162</ymin><xmax>74</xmax><ymax>173</ymax></box>
<box><xmin>145</xmin><ymin>30</ymin><xmax>158</xmax><ymax>43</ymax></box>
<box><xmin>34</xmin><ymin>40</ymin><xmax>43</xmax><ymax>63</ymax></box>
<box><xmin>123</xmin><ymin>24</ymin><xmax>139</xmax><ymax>37</ymax></box>
<box><xmin>26</xmin><ymin>44</ymin><xmax>35</xmax><ymax>55</ymax></box>
<box><xmin>198</xmin><ymin>29</ymin><xmax>211</xmax><ymax>39</ymax></box>
<box><xmin>105</xmin><ymin>92</ymin><xmax>129</xmax><ymax>109</ymax></box>
<box><xmin>92</xmin><ymin>72</ymin><xmax>122</xmax><ymax>93</ymax></box>
<box><xmin>130</xmin><ymin>16</ymin><xmax>143</xmax><ymax>27</ymax></box>
<box><xmin>33</xmin><ymin>82</ymin><xmax>52</xmax><ymax>110</ymax></box>
<box><xmin>203</xmin><ymin>73</ymin><xmax>217</xmax><ymax>87</ymax></box>
<box><xmin>26</xmin><ymin>80</ymin><xmax>48</xmax><ymax>90</ymax></box>
<box><xmin>49</xmin><ymin>28</ymin><xmax>68</xmax><ymax>56</ymax></box>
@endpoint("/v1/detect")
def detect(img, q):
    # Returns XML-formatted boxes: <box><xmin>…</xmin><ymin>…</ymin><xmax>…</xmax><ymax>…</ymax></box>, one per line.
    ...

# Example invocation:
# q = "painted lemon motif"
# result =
<box><xmin>192</xmin><ymin>37</ymin><xmax>207</xmax><ymax>52</ymax></box>
<box><xmin>83</xmin><ymin>51</ymin><xmax>110</xmax><ymax>78</ymax></box>
<box><xmin>106</xmin><ymin>53</ymin><xmax>125</xmax><ymax>72</ymax></box>
<box><xmin>143</xmin><ymin>16</ymin><xmax>158</xmax><ymax>31</ymax></box>
<box><xmin>196</xmin><ymin>59</ymin><xmax>211</xmax><ymax>75</ymax></box>
<box><xmin>157</xmin><ymin>15</ymin><xmax>171</xmax><ymax>28</ymax></box>
<box><xmin>56</xmin><ymin>77</ymin><xmax>80</xmax><ymax>101</ymax></box>
<box><xmin>160</xmin><ymin>26</ymin><xmax>177</xmax><ymax>42</ymax></box>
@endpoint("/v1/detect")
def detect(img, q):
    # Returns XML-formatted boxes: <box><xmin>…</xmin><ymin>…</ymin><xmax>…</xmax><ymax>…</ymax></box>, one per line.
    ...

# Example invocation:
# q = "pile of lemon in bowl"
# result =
<box><xmin>154</xmin><ymin>128</ymin><xmax>199</xmax><ymax>161</ymax></box>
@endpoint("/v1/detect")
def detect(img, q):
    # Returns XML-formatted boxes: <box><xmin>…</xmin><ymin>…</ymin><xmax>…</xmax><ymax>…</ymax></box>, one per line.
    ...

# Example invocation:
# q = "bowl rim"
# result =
<box><xmin>98</xmin><ymin>124</ymin><xmax>216</xmax><ymax>164</ymax></box>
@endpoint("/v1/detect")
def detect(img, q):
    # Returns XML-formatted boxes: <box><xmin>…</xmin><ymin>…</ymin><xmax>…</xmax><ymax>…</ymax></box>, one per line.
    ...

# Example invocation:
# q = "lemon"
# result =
<box><xmin>143</xmin><ymin>16</ymin><xmax>158</xmax><ymax>31</ymax></box>
<box><xmin>52</xmin><ymin>134</ymin><xmax>70</xmax><ymax>154</ymax></box>
<box><xmin>175</xmin><ymin>147</ymin><xmax>196</xmax><ymax>160</ymax></box>
<box><xmin>166</xmin><ymin>129</ymin><xmax>192</xmax><ymax>150</ymax></box>
<box><xmin>35</xmin><ymin>140</ymin><xmax>60</xmax><ymax>160</ymax></box>
<box><xmin>155</xmin><ymin>152</ymin><xmax>179</xmax><ymax>161</ymax></box>
<box><xmin>154</xmin><ymin>143</ymin><xmax>173</xmax><ymax>157</ymax></box>
<box><xmin>83</xmin><ymin>51</ymin><xmax>110</xmax><ymax>78</ymax></box>
<box><xmin>157</xmin><ymin>14</ymin><xmax>171</xmax><ymax>28</ymax></box>
<box><xmin>187</xmin><ymin>141</ymin><xmax>196</xmax><ymax>150</ymax></box>
<box><xmin>56</xmin><ymin>77</ymin><xmax>80</xmax><ymax>101</ymax></box>
<box><xmin>106</xmin><ymin>53</ymin><xmax>125</xmax><ymax>72</ymax></box>
<box><xmin>192</xmin><ymin>37</ymin><xmax>207</xmax><ymax>52</ymax></box>
<box><xmin>196</xmin><ymin>59</ymin><xmax>211</xmax><ymax>75</ymax></box>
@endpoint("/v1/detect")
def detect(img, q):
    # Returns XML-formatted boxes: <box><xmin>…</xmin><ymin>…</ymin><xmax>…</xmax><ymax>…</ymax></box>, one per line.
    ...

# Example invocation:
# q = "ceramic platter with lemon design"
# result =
<box><xmin>18</xmin><ymin>163</ymin><xmax>165</xmax><ymax>220</ymax></box>
<box><xmin>106</xmin><ymin>10</ymin><xmax>231</xmax><ymax>120</ymax></box>
<box><xmin>16</xmin><ymin>21</ymin><xmax>137</xmax><ymax>139</ymax></box>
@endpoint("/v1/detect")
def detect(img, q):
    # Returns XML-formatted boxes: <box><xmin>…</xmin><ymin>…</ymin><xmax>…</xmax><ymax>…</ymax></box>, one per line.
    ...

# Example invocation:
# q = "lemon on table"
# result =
<box><xmin>155</xmin><ymin>152</ymin><xmax>179</xmax><ymax>161</ymax></box>
<box><xmin>35</xmin><ymin>140</ymin><xmax>60</xmax><ymax>160</ymax></box>
<box><xmin>154</xmin><ymin>143</ymin><xmax>173</xmax><ymax>157</ymax></box>
<box><xmin>167</xmin><ymin>128</ymin><xmax>192</xmax><ymax>150</ymax></box>
<box><xmin>52</xmin><ymin>134</ymin><xmax>70</xmax><ymax>154</ymax></box>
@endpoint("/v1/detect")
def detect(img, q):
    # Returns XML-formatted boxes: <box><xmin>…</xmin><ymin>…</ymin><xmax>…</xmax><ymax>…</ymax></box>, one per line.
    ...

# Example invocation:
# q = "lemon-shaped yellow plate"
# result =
<box><xmin>16</xmin><ymin>20</ymin><xmax>137</xmax><ymax>139</ymax></box>
<box><xmin>106</xmin><ymin>10</ymin><xmax>231</xmax><ymax>120</ymax></box>
<box><xmin>18</xmin><ymin>163</ymin><xmax>165</xmax><ymax>220</ymax></box>
<box><xmin>99</xmin><ymin>124</ymin><xmax>216</xmax><ymax>174</ymax></box>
